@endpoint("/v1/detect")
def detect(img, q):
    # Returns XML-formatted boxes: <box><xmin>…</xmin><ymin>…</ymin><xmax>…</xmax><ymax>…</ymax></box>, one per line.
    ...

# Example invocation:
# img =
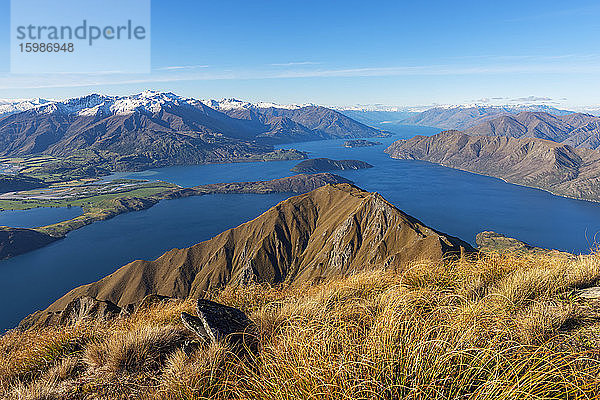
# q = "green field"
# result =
<box><xmin>0</xmin><ymin>181</ymin><xmax>178</xmax><ymax>211</ymax></box>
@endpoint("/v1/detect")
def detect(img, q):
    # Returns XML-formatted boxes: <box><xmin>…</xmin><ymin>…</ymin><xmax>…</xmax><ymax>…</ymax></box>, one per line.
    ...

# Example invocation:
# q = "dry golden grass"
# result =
<box><xmin>2</xmin><ymin>251</ymin><xmax>600</xmax><ymax>399</ymax></box>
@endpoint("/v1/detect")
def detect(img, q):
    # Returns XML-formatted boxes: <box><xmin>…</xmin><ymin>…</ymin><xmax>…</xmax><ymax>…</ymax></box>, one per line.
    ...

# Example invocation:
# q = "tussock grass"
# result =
<box><xmin>2</xmin><ymin>251</ymin><xmax>600</xmax><ymax>399</ymax></box>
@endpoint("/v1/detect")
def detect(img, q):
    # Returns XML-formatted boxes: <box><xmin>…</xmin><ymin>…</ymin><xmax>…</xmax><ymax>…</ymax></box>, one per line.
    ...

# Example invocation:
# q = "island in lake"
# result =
<box><xmin>344</xmin><ymin>139</ymin><xmax>382</xmax><ymax>148</ymax></box>
<box><xmin>291</xmin><ymin>158</ymin><xmax>374</xmax><ymax>173</ymax></box>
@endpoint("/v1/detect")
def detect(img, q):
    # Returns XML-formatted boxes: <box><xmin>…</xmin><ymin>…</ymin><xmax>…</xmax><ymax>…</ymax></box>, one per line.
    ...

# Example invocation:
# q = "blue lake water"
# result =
<box><xmin>0</xmin><ymin>207</ymin><xmax>82</xmax><ymax>228</ymax></box>
<box><xmin>2</xmin><ymin>124</ymin><xmax>600</xmax><ymax>331</ymax></box>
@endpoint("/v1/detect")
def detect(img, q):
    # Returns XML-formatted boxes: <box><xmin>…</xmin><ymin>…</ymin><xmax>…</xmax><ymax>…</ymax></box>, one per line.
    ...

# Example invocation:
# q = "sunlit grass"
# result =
<box><xmin>2</xmin><ymin>251</ymin><xmax>600</xmax><ymax>399</ymax></box>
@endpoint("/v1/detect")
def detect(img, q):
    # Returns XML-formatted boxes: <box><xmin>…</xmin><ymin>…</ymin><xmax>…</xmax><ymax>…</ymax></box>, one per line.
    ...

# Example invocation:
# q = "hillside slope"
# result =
<box><xmin>0</xmin><ymin>174</ymin><xmax>47</xmax><ymax>193</ymax></box>
<box><xmin>385</xmin><ymin>131</ymin><xmax>600</xmax><ymax>201</ymax></box>
<box><xmin>464</xmin><ymin>111</ymin><xmax>600</xmax><ymax>149</ymax></box>
<box><xmin>24</xmin><ymin>184</ymin><xmax>472</xmax><ymax>327</ymax></box>
<box><xmin>0</xmin><ymin>227</ymin><xmax>60</xmax><ymax>260</ymax></box>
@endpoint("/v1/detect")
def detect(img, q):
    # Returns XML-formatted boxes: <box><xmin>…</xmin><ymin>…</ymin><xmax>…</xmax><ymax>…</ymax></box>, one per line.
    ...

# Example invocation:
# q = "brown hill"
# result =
<box><xmin>23</xmin><ymin>184</ymin><xmax>472</xmax><ymax>328</ymax></box>
<box><xmin>385</xmin><ymin>131</ymin><xmax>600</xmax><ymax>202</ymax></box>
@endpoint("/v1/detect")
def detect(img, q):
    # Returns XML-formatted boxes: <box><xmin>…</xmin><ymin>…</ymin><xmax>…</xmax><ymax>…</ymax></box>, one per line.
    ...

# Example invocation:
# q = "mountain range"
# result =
<box><xmin>0</xmin><ymin>98</ymin><xmax>51</xmax><ymax>119</ymax></box>
<box><xmin>200</xmin><ymin>98</ymin><xmax>385</xmax><ymax>143</ymax></box>
<box><xmin>464</xmin><ymin>111</ymin><xmax>600</xmax><ymax>150</ymax></box>
<box><xmin>385</xmin><ymin>130</ymin><xmax>600</xmax><ymax>202</ymax></box>
<box><xmin>0</xmin><ymin>91</ymin><xmax>385</xmax><ymax>172</ymax></box>
<box><xmin>401</xmin><ymin>105</ymin><xmax>573</xmax><ymax>130</ymax></box>
<box><xmin>22</xmin><ymin>183</ymin><xmax>472</xmax><ymax>328</ymax></box>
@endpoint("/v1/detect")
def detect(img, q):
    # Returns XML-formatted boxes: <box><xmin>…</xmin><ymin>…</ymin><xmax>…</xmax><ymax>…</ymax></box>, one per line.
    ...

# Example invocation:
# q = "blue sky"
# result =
<box><xmin>0</xmin><ymin>0</ymin><xmax>599</xmax><ymax>108</ymax></box>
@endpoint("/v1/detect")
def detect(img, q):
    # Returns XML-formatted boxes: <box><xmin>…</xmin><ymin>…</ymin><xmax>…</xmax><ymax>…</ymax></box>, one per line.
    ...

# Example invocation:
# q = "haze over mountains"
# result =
<box><xmin>333</xmin><ymin>103</ymin><xmax>577</xmax><ymax>133</ymax></box>
<box><xmin>400</xmin><ymin>105</ymin><xmax>573</xmax><ymax>130</ymax></box>
<box><xmin>23</xmin><ymin>183</ymin><xmax>472</xmax><ymax>328</ymax></box>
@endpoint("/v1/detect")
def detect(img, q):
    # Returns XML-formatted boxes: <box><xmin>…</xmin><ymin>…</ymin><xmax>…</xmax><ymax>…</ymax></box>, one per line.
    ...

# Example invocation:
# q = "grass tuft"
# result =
<box><xmin>2</xmin><ymin>251</ymin><xmax>600</xmax><ymax>399</ymax></box>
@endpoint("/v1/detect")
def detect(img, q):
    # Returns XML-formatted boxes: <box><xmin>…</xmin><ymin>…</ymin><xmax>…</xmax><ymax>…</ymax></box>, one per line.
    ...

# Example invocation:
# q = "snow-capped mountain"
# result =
<box><xmin>37</xmin><ymin>90</ymin><xmax>199</xmax><ymax>117</ymax></box>
<box><xmin>576</xmin><ymin>106</ymin><xmax>600</xmax><ymax>116</ymax></box>
<box><xmin>422</xmin><ymin>103</ymin><xmax>572</xmax><ymax>114</ymax></box>
<box><xmin>197</xmin><ymin>97</ymin><xmax>385</xmax><ymax>143</ymax></box>
<box><xmin>31</xmin><ymin>92</ymin><xmax>324</xmax><ymax>118</ymax></box>
<box><xmin>0</xmin><ymin>98</ymin><xmax>52</xmax><ymax>118</ymax></box>
<box><xmin>200</xmin><ymin>98</ymin><xmax>316</xmax><ymax>111</ymax></box>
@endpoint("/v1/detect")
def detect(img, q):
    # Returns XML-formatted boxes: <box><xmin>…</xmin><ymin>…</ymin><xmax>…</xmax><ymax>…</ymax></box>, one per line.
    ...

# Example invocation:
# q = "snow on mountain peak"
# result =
<box><xmin>0</xmin><ymin>98</ymin><xmax>52</xmax><ymax>116</ymax></box>
<box><xmin>32</xmin><ymin>91</ymin><xmax>198</xmax><ymax>117</ymax></box>
<box><xmin>201</xmin><ymin>98</ymin><xmax>316</xmax><ymax>111</ymax></box>
<box><xmin>4</xmin><ymin>91</ymin><xmax>320</xmax><ymax>118</ymax></box>
<box><xmin>108</xmin><ymin>91</ymin><xmax>192</xmax><ymax>115</ymax></box>
<box><xmin>200</xmin><ymin>98</ymin><xmax>253</xmax><ymax>111</ymax></box>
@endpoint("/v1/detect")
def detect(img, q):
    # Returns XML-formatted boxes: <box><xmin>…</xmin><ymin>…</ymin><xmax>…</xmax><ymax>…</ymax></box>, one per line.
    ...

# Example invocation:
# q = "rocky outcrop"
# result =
<box><xmin>291</xmin><ymin>158</ymin><xmax>373</xmax><ymax>173</ymax></box>
<box><xmin>181</xmin><ymin>299</ymin><xmax>256</xmax><ymax>350</ymax></box>
<box><xmin>385</xmin><ymin>131</ymin><xmax>600</xmax><ymax>202</ymax></box>
<box><xmin>22</xmin><ymin>184</ymin><xmax>473</xmax><ymax>328</ymax></box>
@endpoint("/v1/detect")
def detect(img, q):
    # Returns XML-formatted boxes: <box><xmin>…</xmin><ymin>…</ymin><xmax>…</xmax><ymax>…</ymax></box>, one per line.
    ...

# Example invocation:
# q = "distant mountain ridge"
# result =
<box><xmin>402</xmin><ymin>104</ymin><xmax>573</xmax><ymax>130</ymax></box>
<box><xmin>464</xmin><ymin>111</ymin><xmax>600</xmax><ymax>150</ymax></box>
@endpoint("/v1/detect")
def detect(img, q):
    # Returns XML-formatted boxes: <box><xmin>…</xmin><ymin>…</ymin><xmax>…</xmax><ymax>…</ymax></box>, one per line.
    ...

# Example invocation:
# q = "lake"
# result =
<box><xmin>2</xmin><ymin>124</ymin><xmax>600</xmax><ymax>331</ymax></box>
<box><xmin>0</xmin><ymin>206</ymin><xmax>82</xmax><ymax>228</ymax></box>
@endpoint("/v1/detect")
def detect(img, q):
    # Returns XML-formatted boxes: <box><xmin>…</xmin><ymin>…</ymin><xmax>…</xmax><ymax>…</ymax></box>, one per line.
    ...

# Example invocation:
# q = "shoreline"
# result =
<box><xmin>388</xmin><ymin>156</ymin><xmax>600</xmax><ymax>205</ymax></box>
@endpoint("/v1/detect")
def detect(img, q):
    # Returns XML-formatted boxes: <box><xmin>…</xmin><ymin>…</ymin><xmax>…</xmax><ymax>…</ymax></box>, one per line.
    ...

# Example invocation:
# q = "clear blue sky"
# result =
<box><xmin>0</xmin><ymin>0</ymin><xmax>599</xmax><ymax>108</ymax></box>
